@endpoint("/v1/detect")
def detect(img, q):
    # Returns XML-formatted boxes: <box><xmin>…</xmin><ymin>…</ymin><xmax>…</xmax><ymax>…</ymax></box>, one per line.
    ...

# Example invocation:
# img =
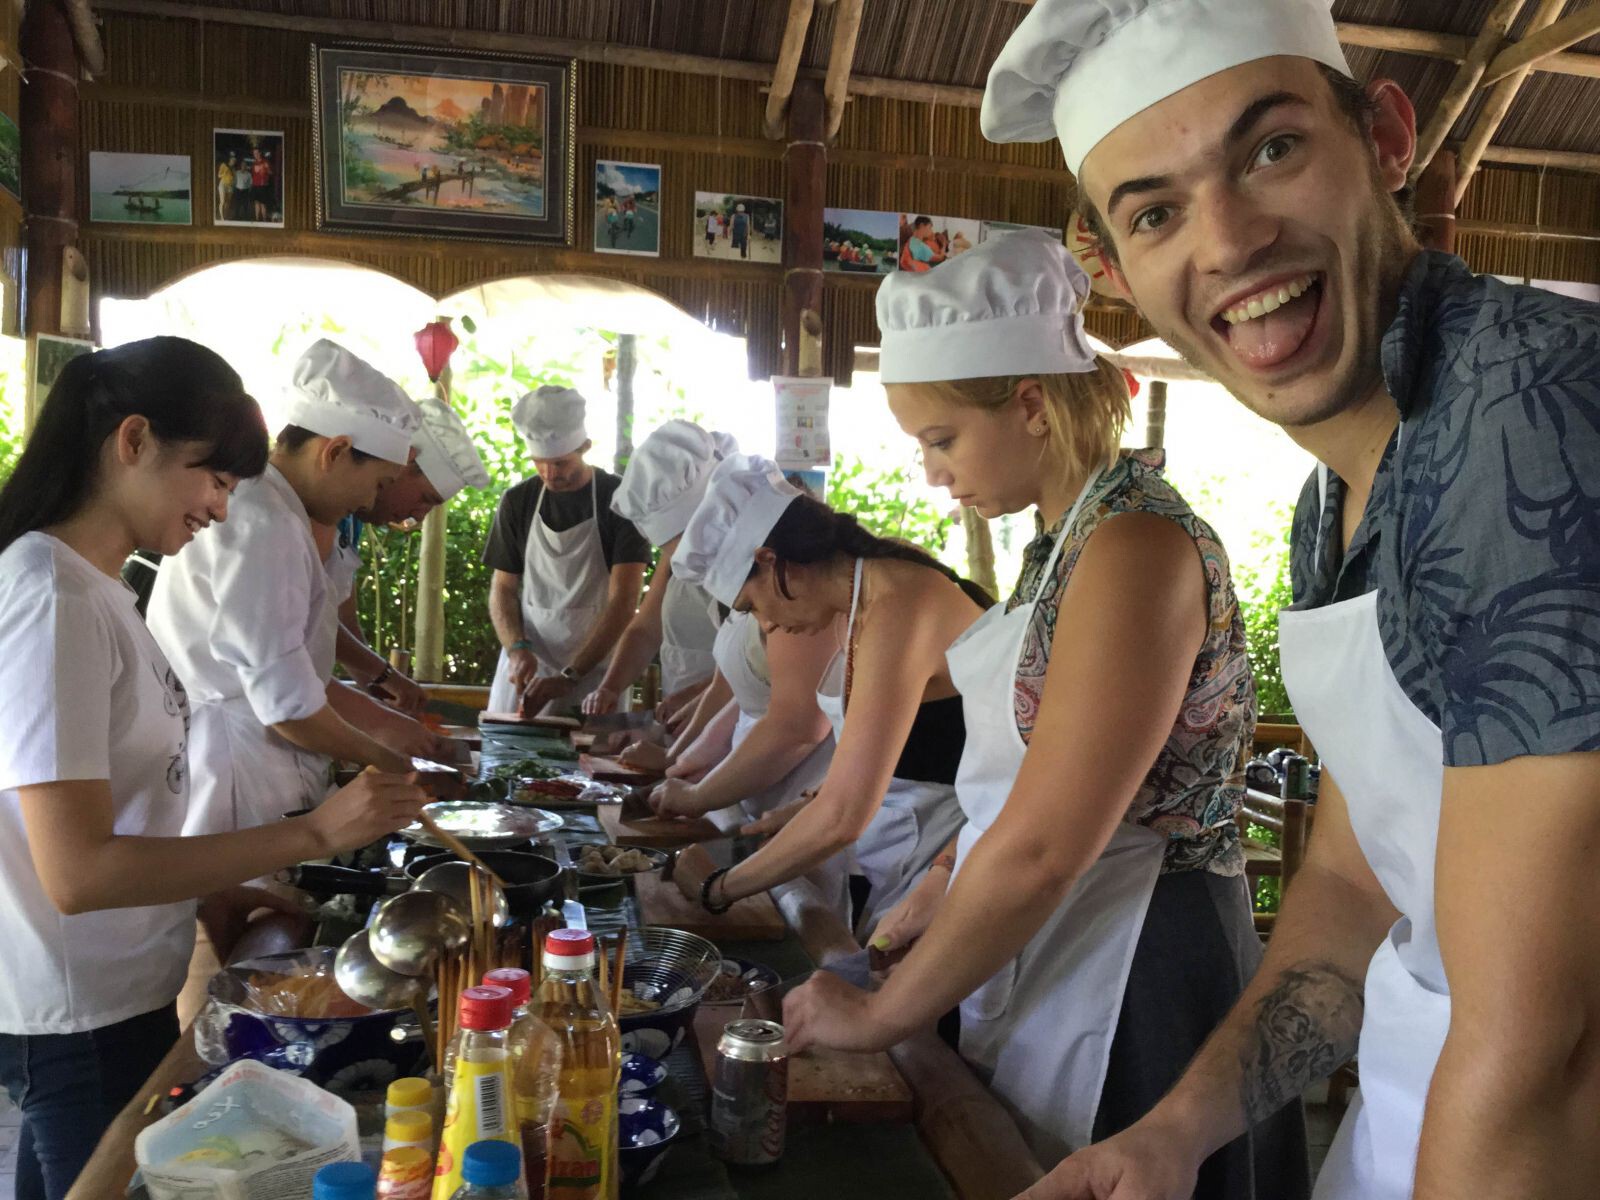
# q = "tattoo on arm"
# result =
<box><xmin>1240</xmin><ymin>960</ymin><xmax>1366</xmax><ymax>1123</ymax></box>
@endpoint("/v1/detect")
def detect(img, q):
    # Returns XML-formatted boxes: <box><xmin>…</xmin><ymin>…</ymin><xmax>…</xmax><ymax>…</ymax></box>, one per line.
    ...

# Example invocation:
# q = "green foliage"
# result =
<box><xmin>825</xmin><ymin>455</ymin><xmax>953</xmax><ymax>554</ymax></box>
<box><xmin>1233</xmin><ymin>509</ymin><xmax>1295</xmax><ymax>718</ymax></box>
<box><xmin>341</xmin><ymin>135</ymin><xmax>382</xmax><ymax>191</ymax></box>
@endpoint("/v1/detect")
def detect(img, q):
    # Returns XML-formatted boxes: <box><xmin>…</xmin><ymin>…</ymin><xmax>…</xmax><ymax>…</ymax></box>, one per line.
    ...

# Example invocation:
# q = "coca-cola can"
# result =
<box><xmin>709</xmin><ymin>1019</ymin><xmax>788</xmax><ymax>1166</ymax></box>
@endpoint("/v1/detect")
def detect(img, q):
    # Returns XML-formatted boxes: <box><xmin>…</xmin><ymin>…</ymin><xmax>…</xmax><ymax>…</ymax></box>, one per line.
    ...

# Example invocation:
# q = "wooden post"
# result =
<box><xmin>1410</xmin><ymin>0</ymin><xmax>1526</xmax><ymax>181</ymax></box>
<box><xmin>1144</xmin><ymin>380</ymin><xmax>1168</xmax><ymax>450</ymax></box>
<box><xmin>614</xmin><ymin>333</ymin><xmax>636</xmax><ymax>472</ymax></box>
<box><xmin>764</xmin><ymin>0</ymin><xmax>815</xmax><ymax>138</ymax></box>
<box><xmin>20</xmin><ymin>0</ymin><xmax>78</xmax><ymax>346</ymax></box>
<box><xmin>782</xmin><ymin>77</ymin><xmax>825</xmax><ymax>378</ymax></box>
<box><xmin>1455</xmin><ymin>0</ymin><xmax>1569</xmax><ymax>203</ymax></box>
<box><xmin>961</xmin><ymin>507</ymin><xmax>999</xmax><ymax>600</ymax></box>
<box><xmin>412</xmin><ymin>371</ymin><xmax>451</xmax><ymax>682</ymax></box>
<box><xmin>1413</xmin><ymin>150</ymin><xmax>1458</xmax><ymax>254</ymax></box>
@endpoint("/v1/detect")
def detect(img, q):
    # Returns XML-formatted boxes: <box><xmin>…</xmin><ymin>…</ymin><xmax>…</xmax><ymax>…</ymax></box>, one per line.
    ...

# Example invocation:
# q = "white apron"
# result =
<box><xmin>815</xmin><ymin>559</ymin><xmax>966</xmax><ymax>935</ymax></box>
<box><xmin>324</xmin><ymin>527</ymin><xmax>363</xmax><ymax>606</ymax></box>
<box><xmin>487</xmin><ymin>475</ymin><xmax>612</xmax><ymax>714</ymax></box>
<box><xmin>659</xmin><ymin>574</ymin><xmax>719</xmax><ymax>696</ymax></box>
<box><xmin>185</xmin><ymin>588</ymin><xmax>339</xmax><ymax>836</ymax></box>
<box><xmin>1284</xmin><ymin>463</ymin><xmax>1449</xmax><ymax>1200</ymax></box>
<box><xmin>943</xmin><ymin>476</ymin><xmax>1165</xmax><ymax>1164</ymax></box>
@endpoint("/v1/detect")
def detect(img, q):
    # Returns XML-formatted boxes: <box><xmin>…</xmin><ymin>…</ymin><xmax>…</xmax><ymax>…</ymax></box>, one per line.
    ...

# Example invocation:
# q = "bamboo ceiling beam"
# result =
<box><xmin>1455</xmin><ymin>0</ymin><xmax>1569</xmax><ymax>202</ymax></box>
<box><xmin>1477</xmin><ymin>144</ymin><xmax>1600</xmax><ymax>172</ymax></box>
<box><xmin>1411</xmin><ymin>0</ymin><xmax>1528</xmax><ymax>182</ymax></box>
<box><xmin>823</xmin><ymin>0</ymin><xmax>866</xmax><ymax>139</ymax></box>
<box><xmin>1482</xmin><ymin>3</ymin><xmax>1600</xmax><ymax>85</ymax></box>
<box><xmin>764</xmin><ymin>0</ymin><xmax>815</xmax><ymax>139</ymax></box>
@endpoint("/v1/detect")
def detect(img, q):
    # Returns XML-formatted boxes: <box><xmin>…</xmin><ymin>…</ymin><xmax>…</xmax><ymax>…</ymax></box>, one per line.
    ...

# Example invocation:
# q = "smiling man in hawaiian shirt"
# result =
<box><xmin>978</xmin><ymin>2</ymin><xmax>1600</xmax><ymax>1200</ymax></box>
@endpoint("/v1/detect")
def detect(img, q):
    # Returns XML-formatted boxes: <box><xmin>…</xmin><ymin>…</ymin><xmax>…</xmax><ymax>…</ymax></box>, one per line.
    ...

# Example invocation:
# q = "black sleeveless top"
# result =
<box><xmin>892</xmin><ymin>694</ymin><xmax>965</xmax><ymax>784</ymax></box>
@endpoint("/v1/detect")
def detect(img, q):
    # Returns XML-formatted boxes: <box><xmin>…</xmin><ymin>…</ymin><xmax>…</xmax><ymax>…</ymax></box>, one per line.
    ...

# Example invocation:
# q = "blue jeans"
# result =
<box><xmin>0</xmin><ymin>1005</ymin><xmax>179</xmax><ymax>1200</ymax></box>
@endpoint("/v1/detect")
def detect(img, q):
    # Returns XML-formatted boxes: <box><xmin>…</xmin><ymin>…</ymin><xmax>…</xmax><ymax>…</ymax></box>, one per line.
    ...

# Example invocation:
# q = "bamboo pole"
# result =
<box><xmin>1477</xmin><ymin>144</ymin><xmax>1600</xmax><ymax>172</ymax></box>
<box><xmin>1410</xmin><ymin>0</ymin><xmax>1527</xmax><ymax>182</ymax></box>
<box><xmin>764</xmin><ymin>0</ymin><xmax>815</xmax><ymax>138</ymax></box>
<box><xmin>1414</xmin><ymin>150</ymin><xmax>1459</xmax><ymax>254</ymax></box>
<box><xmin>823</xmin><ymin>0</ymin><xmax>866</xmax><ymax>140</ymax></box>
<box><xmin>413</xmin><ymin>370</ymin><xmax>450</xmax><ymax>681</ymax></box>
<box><xmin>961</xmin><ymin>507</ymin><xmax>998</xmax><ymax>601</ymax></box>
<box><xmin>1455</xmin><ymin>0</ymin><xmax>1571</xmax><ymax>202</ymax></box>
<box><xmin>1144</xmin><ymin>380</ymin><xmax>1168</xmax><ymax>450</ymax></box>
<box><xmin>1482</xmin><ymin>3</ymin><xmax>1600</xmax><ymax>85</ymax></box>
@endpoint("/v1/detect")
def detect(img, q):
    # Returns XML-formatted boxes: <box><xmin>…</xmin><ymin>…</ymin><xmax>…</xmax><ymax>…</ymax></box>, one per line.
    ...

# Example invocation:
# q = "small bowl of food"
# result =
<box><xmin>699</xmin><ymin>957</ymin><xmax>783</xmax><ymax>1008</ymax></box>
<box><xmin>574</xmin><ymin>844</ymin><xmax>669</xmax><ymax>883</ymax></box>
<box><xmin>617</xmin><ymin>927</ymin><xmax>721</xmax><ymax>1060</ymax></box>
<box><xmin>618</xmin><ymin>1097</ymin><xmax>681</xmax><ymax>1189</ymax></box>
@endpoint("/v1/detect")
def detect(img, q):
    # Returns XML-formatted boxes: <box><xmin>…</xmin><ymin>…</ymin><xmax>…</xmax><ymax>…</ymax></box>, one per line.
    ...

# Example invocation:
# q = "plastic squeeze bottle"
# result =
<box><xmin>449</xmin><ymin>1140</ymin><xmax>526</xmax><ymax>1199</ymax></box>
<box><xmin>432</xmin><ymin>986</ymin><xmax>522</xmax><ymax>1200</ymax></box>
<box><xmin>487</xmin><ymin>965</ymin><xmax>564</xmax><ymax>1200</ymax></box>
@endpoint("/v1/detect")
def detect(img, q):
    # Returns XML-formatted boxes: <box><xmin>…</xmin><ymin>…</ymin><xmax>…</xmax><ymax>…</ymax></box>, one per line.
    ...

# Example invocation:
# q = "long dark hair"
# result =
<box><xmin>0</xmin><ymin>336</ymin><xmax>268</xmax><ymax>554</ymax></box>
<box><xmin>763</xmin><ymin>494</ymin><xmax>994</xmax><ymax>610</ymax></box>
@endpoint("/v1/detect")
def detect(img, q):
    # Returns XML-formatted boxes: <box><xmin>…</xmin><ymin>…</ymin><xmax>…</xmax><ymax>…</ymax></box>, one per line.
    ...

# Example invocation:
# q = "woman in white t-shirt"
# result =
<box><xmin>0</xmin><ymin>338</ymin><xmax>428</xmax><ymax>1200</ymax></box>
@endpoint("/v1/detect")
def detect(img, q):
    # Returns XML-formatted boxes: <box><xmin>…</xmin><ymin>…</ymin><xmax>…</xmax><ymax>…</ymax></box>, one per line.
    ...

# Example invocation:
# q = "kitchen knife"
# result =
<box><xmin>545</xmin><ymin>836</ymin><xmax>587</xmax><ymax>930</ymax></box>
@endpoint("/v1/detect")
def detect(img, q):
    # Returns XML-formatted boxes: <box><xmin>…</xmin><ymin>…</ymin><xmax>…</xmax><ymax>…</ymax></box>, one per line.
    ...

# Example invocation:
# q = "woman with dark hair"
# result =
<box><xmin>670</xmin><ymin>454</ymin><xmax>987</xmax><ymax>935</ymax></box>
<box><xmin>0</xmin><ymin>336</ymin><xmax>428</xmax><ymax>1200</ymax></box>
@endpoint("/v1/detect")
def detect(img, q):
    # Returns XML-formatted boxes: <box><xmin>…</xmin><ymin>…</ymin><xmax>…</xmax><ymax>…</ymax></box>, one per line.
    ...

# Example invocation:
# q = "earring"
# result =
<box><xmin>1029</xmin><ymin>421</ymin><xmax>1048</xmax><ymax>436</ymax></box>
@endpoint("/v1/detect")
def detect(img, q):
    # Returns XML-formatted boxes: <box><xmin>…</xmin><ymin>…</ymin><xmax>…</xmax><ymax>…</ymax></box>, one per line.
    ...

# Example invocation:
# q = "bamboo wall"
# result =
<box><xmin>77</xmin><ymin>12</ymin><xmax>1600</xmax><ymax>384</ymax></box>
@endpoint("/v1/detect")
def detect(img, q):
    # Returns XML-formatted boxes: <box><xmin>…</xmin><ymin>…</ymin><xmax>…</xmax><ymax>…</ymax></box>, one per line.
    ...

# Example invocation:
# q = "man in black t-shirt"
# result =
<box><xmin>482</xmin><ymin>385</ymin><xmax>650</xmax><ymax>714</ymax></box>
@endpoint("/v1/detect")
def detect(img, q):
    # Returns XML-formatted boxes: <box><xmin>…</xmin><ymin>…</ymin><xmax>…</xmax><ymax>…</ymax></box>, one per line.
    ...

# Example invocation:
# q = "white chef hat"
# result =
<box><xmin>512</xmin><ymin>385</ymin><xmax>588</xmax><ymax>458</ymax></box>
<box><xmin>283</xmin><ymin>339</ymin><xmax>421</xmax><ymax>464</ymax></box>
<box><xmin>673</xmin><ymin>454</ymin><xmax>801</xmax><ymax>607</ymax></box>
<box><xmin>412</xmin><ymin>397</ymin><xmax>489</xmax><ymax>501</ymax></box>
<box><xmin>876</xmin><ymin>228</ymin><xmax>1095</xmax><ymax>384</ymax></box>
<box><xmin>981</xmin><ymin>0</ymin><xmax>1349</xmax><ymax>177</ymax></box>
<box><xmin>612</xmin><ymin>420</ymin><xmax>740</xmax><ymax>547</ymax></box>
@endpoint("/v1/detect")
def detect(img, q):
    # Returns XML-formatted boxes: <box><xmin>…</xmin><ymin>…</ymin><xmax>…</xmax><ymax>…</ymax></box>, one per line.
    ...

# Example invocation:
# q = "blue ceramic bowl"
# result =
<box><xmin>194</xmin><ymin>948</ymin><xmax>424</xmax><ymax>1094</ymax></box>
<box><xmin>619</xmin><ymin>1052</ymin><xmax>667</xmax><ymax>1099</ymax></box>
<box><xmin>618</xmin><ymin>1097</ymin><xmax>681</xmax><ymax>1189</ymax></box>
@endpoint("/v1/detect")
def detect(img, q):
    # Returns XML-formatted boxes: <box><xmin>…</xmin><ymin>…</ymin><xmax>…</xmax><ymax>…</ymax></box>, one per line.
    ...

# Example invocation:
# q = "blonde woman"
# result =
<box><xmin>783</xmin><ymin>231</ymin><xmax>1307</xmax><ymax>1197</ymax></box>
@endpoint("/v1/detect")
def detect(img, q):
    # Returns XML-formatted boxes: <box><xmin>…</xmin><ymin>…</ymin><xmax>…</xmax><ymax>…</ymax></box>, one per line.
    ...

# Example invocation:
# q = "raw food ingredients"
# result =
<box><xmin>703</xmin><ymin>973</ymin><xmax>757</xmax><ymax>1004</ymax></box>
<box><xmin>619</xmin><ymin>988</ymin><xmax>663</xmax><ymax>1016</ymax></box>
<box><xmin>244</xmin><ymin>965</ymin><xmax>372</xmax><ymax>1018</ymax></box>
<box><xmin>538</xmin><ymin>745</ymin><xmax>580</xmax><ymax>763</ymax></box>
<box><xmin>489</xmin><ymin>758</ymin><xmax>560</xmax><ymax>781</ymax></box>
<box><xmin>517</xmin><ymin>777</ymin><xmax>586</xmax><ymax>802</ymax></box>
<box><xmin>577</xmin><ymin>845</ymin><xmax>658</xmax><ymax>876</ymax></box>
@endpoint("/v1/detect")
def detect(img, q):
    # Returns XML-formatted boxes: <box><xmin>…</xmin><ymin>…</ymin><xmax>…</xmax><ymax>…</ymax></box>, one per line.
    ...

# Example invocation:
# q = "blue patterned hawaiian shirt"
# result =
<box><xmin>1290</xmin><ymin>251</ymin><xmax>1600</xmax><ymax>768</ymax></box>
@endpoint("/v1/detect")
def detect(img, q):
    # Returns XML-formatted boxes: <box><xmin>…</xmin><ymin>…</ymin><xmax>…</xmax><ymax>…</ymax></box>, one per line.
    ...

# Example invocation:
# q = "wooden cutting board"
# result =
<box><xmin>478</xmin><ymin>711</ymin><xmax>582</xmax><ymax>733</ymax></box>
<box><xmin>579</xmin><ymin>752</ymin><xmax>663</xmax><ymax>785</ymax></box>
<box><xmin>630</xmin><ymin>867</ymin><xmax>786</xmax><ymax>941</ymax></box>
<box><xmin>691</xmin><ymin>1005</ymin><xmax>913</xmax><ymax>1123</ymax></box>
<box><xmin>599</xmin><ymin>798</ymin><xmax>724</xmax><ymax>849</ymax></box>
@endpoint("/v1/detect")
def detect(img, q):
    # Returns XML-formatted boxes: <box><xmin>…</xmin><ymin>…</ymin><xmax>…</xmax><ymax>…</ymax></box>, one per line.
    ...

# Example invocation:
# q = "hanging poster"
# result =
<box><xmin>895</xmin><ymin>213</ymin><xmax>981</xmax><ymax>273</ymax></box>
<box><xmin>823</xmin><ymin>208</ymin><xmax>897</xmax><ymax>275</ymax></box>
<box><xmin>214</xmin><ymin>129</ymin><xmax>286</xmax><ymax>228</ymax></box>
<box><xmin>593</xmin><ymin>160</ymin><xmax>660</xmax><ymax>256</ymax></box>
<box><xmin>693</xmin><ymin>192</ymin><xmax>783</xmax><ymax>264</ymax></box>
<box><xmin>980</xmin><ymin>219</ymin><xmax>1064</xmax><ymax>245</ymax></box>
<box><xmin>773</xmin><ymin>376</ymin><xmax>831</xmax><ymax>470</ymax></box>
<box><xmin>89</xmin><ymin>152</ymin><xmax>193</xmax><ymax>225</ymax></box>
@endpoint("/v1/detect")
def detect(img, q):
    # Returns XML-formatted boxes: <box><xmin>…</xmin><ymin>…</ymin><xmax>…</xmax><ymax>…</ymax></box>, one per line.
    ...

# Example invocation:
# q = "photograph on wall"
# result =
<box><xmin>896</xmin><ymin>213</ymin><xmax>981</xmax><ymax>273</ymax></box>
<box><xmin>823</xmin><ymin>208</ymin><xmax>896</xmax><ymax>275</ymax></box>
<box><xmin>32</xmin><ymin>334</ymin><xmax>95</xmax><ymax>408</ymax></box>
<box><xmin>0</xmin><ymin>112</ymin><xmax>19</xmax><ymax>203</ymax></box>
<box><xmin>693</xmin><ymin>192</ymin><xmax>783</xmax><ymax>264</ymax></box>
<box><xmin>313</xmin><ymin>44</ymin><xmax>576</xmax><ymax>243</ymax></box>
<box><xmin>214</xmin><ymin>128</ymin><xmax>285</xmax><ymax>228</ymax></box>
<box><xmin>593</xmin><ymin>160</ymin><xmax>660</xmax><ymax>257</ymax></box>
<box><xmin>88</xmin><ymin>151</ymin><xmax>192</xmax><ymax>225</ymax></box>
<box><xmin>980</xmin><ymin>219</ymin><xmax>1064</xmax><ymax>245</ymax></box>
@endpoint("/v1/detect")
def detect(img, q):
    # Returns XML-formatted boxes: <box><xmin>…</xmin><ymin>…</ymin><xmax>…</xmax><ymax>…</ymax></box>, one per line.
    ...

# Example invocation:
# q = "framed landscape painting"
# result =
<box><xmin>313</xmin><ymin>43</ymin><xmax>575</xmax><ymax>243</ymax></box>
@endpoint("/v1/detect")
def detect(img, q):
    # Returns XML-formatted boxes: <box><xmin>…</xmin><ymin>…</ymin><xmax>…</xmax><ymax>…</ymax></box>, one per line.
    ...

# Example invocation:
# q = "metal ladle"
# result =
<box><xmin>334</xmin><ymin>929</ymin><xmax>435</xmax><ymax>1064</ymax></box>
<box><xmin>369</xmin><ymin>890</ymin><xmax>472</xmax><ymax>977</ymax></box>
<box><xmin>334</xmin><ymin>928</ymin><xmax>427</xmax><ymax>1010</ymax></box>
<box><xmin>412</xmin><ymin>860</ymin><xmax>510</xmax><ymax>929</ymax></box>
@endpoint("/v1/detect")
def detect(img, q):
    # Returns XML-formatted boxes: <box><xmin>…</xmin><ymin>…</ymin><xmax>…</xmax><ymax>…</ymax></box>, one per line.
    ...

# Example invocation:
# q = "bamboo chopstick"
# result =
<box><xmin>610</xmin><ymin>930</ymin><xmax>628</xmax><ymax>1017</ymax></box>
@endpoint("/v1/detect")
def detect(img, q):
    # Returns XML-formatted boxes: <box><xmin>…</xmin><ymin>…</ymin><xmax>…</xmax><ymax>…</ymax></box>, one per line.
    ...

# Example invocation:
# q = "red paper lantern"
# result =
<box><xmin>1121</xmin><ymin>368</ymin><xmax>1141</xmax><ymax>399</ymax></box>
<box><xmin>414</xmin><ymin>317</ymin><xmax>459</xmax><ymax>383</ymax></box>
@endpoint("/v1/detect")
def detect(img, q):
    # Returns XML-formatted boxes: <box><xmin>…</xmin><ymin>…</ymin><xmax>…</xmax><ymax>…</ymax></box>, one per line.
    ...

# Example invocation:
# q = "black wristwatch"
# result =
<box><xmin>560</xmin><ymin>665</ymin><xmax>582</xmax><ymax>683</ymax></box>
<box><xmin>370</xmin><ymin>664</ymin><xmax>393</xmax><ymax>689</ymax></box>
<box><xmin>701</xmin><ymin>866</ymin><xmax>735</xmax><ymax>915</ymax></box>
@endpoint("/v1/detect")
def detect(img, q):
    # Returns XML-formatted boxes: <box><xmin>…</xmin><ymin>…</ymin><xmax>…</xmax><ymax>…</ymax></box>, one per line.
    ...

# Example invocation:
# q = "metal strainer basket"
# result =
<box><xmin>620</xmin><ymin>926</ymin><xmax>722</xmax><ymax>1016</ymax></box>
